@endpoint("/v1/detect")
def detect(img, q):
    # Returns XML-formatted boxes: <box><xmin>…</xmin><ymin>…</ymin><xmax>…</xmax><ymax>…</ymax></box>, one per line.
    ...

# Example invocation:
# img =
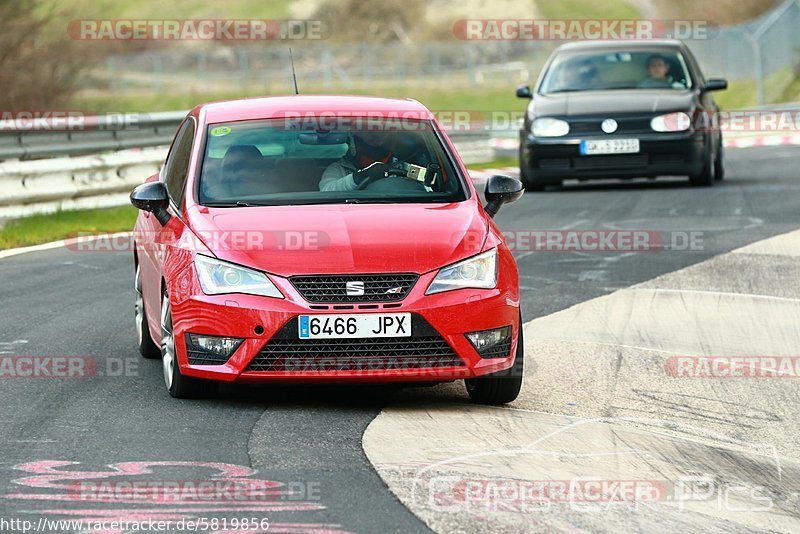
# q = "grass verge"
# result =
<box><xmin>0</xmin><ymin>206</ymin><xmax>138</xmax><ymax>251</ymax></box>
<box><xmin>468</xmin><ymin>156</ymin><xmax>518</xmax><ymax>170</ymax></box>
<box><xmin>71</xmin><ymin>85</ymin><xmax>523</xmax><ymax>114</ymax></box>
<box><xmin>536</xmin><ymin>0</ymin><xmax>640</xmax><ymax>20</ymax></box>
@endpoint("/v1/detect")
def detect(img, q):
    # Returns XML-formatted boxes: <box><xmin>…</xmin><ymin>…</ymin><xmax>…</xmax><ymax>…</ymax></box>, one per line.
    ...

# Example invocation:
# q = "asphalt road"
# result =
<box><xmin>0</xmin><ymin>145</ymin><xmax>798</xmax><ymax>533</ymax></box>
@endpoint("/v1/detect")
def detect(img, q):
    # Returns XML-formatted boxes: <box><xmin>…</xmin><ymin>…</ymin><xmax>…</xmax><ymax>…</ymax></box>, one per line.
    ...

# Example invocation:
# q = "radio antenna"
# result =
<box><xmin>289</xmin><ymin>48</ymin><xmax>300</xmax><ymax>95</ymax></box>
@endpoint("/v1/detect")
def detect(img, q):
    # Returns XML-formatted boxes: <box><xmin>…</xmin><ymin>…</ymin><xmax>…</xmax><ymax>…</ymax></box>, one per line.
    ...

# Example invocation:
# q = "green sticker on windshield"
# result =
<box><xmin>210</xmin><ymin>126</ymin><xmax>231</xmax><ymax>137</ymax></box>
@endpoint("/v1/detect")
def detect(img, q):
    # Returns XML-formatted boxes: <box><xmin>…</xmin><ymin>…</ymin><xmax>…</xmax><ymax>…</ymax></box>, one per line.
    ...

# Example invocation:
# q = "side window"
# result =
<box><xmin>163</xmin><ymin>119</ymin><xmax>196</xmax><ymax>210</ymax></box>
<box><xmin>682</xmin><ymin>49</ymin><xmax>704</xmax><ymax>88</ymax></box>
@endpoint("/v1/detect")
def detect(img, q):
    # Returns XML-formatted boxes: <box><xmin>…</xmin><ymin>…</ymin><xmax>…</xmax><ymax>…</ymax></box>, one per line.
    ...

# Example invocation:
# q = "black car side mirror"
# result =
<box><xmin>704</xmin><ymin>78</ymin><xmax>728</xmax><ymax>92</ymax></box>
<box><xmin>516</xmin><ymin>85</ymin><xmax>533</xmax><ymax>99</ymax></box>
<box><xmin>484</xmin><ymin>175</ymin><xmax>524</xmax><ymax>218</ymax></box>
<box><xmin>130</xmin><ymin>182</ymin><xmax>172</xmax><ymax>226</ymax></box>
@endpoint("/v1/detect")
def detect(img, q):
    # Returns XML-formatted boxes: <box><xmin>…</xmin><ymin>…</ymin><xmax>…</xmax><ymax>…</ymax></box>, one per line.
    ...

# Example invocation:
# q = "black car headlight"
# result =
<box><xmin>651</xmin><ymin>112</ymin><xmax>692</xmax><ymax>132</ymax></box>
<box><xmin>532</xmin><ymin>118</ymin><xmax>570</xmax><ymax>137</ymax></box>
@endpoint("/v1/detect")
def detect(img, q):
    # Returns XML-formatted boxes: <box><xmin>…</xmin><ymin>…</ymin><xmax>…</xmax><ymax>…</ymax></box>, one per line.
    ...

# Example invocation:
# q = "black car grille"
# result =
<box><xmin>247</xmin><ymin>316</ymin><xmax>463</xmax><ymax>372</ymax></box>
<box><xmin>290</xmin><ymin>274</ymin><xmax>418</xmax><ymax>303</ymax></box>
<box><xmin>568</xmin><ymin>116</ymin><xmax>653</xmax><ymax>135</ymax></box>
<box><xmin>573</xmin><ymin>155</ymin><xmax>648</xmax><ymax>170</ymax></box>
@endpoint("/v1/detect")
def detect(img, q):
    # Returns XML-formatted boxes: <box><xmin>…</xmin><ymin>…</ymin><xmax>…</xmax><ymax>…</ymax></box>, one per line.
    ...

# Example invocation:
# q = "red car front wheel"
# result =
<box><xmin>465</xmin><ymin>316</ymin><xmax>524</xmax><ymax>405</ymax></box>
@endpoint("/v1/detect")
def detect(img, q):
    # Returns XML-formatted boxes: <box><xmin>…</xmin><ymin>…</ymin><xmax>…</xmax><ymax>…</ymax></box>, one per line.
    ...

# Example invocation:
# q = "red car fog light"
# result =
<box><xmin>465</xmin><ymin>326</ymin><xmax>512</xmax><ymax>358</ymax></box>
<box><xmin>185</xmin><ymin>334</ymin><xmax>244</xmax><ymax>365</ymax></box>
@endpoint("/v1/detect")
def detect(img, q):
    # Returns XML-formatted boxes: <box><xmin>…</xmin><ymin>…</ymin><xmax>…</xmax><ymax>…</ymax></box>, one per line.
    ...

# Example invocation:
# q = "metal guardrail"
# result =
<box><xmin>0</xmin><ymin>147</ymin><xmax>167</xmax><ymax>220</ymax></box>
<box><xmin>0</xmin><ymin>111</ymin><xmax>493</xmax><ymax>219</ymax></box>
<box><xmin>0</xmin><ymin>111</ymin><xmax>186</xmax><ymax>160</ymax></box>
<box><xmin>0</xmin><ymin>110</ymin><xmax>493</xmax><ymax>162</ymax></box>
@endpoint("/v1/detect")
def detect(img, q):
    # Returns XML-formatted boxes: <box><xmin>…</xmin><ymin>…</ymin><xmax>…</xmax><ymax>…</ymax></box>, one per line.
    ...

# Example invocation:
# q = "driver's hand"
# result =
<box><xmin>353</xmin><ymin>162</ymin><xmax>389</xmax><ymax>184</ymax></box>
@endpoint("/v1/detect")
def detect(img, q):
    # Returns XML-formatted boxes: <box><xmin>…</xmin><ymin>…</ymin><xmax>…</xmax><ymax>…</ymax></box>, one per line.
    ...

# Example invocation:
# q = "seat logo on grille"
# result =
<box><xmin>345</xmin><ymin>281</ymin><xmax>365</xmax><ymax>296</ymax></box>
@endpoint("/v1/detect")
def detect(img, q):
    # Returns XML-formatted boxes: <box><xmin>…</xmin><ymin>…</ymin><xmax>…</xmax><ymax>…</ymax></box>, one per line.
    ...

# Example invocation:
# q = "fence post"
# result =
<box><xmin>467</xmin><ymin>46</ymin><xmax>476</xmax><ymax>87</ymax></box>
<box><xmin>153</xmin><ymin>53</ymin><xmax>163</xmax><ymax>93</ymax></box>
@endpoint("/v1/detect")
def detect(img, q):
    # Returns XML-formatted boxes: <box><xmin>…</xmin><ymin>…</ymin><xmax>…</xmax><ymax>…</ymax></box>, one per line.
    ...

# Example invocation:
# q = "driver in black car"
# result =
<box><xmin>639</xmin><ymin>54</ymin><xmax>674</xmax><ymax>88</ymax></box>
<box><xmin>319</xmin><ymin>130</ymin><xmax>408</xmax><ymax>192</ymax></box>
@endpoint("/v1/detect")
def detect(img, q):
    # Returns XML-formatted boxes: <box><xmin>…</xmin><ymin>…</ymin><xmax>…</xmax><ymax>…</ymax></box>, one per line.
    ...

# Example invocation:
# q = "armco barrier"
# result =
<box><xmin>0</xmin><ymin>147</ymin><xmax>166</xmax><ymax>219</ymax></box>
<box><xmin>0</xmin><ymin>132</ymin><xmax>491</xmax><ymax>219</ymax></box>
<box><xmin>0</xmin><ymin>111</ymin><xmax>185</xmax><ymax>160</ymax></box>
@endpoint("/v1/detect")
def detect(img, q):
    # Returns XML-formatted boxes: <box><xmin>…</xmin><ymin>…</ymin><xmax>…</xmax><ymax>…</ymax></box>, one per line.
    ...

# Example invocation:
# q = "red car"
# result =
<box><xmin>131</xmin><ymin>95</ymin><xmax>525</xmax><ymax>404</ymax></box>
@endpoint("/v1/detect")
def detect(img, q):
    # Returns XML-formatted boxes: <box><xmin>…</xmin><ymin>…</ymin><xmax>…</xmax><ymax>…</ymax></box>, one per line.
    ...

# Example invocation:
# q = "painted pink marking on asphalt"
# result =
<box><xmin>3</xmin><ymin>460</ymin><xmax>344</xmax><ymax>533</ymax></box>
<box><xmin>12</xmin><ymin>460</ymin><xmax>258</xmax><ymax>489</ymax></box>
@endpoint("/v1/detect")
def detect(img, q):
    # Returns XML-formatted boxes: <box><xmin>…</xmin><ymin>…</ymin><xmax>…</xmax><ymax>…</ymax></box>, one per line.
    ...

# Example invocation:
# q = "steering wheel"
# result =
<box><xmin>358</xmin><ymin>175</ymin><xmax>428</xmax><ymax>193</ymax></box>
<box><xmin>355</xmin><ymin>168</ymin><xmax>408</xmax><ymax>190</ymax></box>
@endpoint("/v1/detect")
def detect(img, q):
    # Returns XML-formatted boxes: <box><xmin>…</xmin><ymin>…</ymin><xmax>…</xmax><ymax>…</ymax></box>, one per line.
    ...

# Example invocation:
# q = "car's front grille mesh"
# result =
<box><xmin>187</xmin><ymin>351</ymin><xmax>230</xmax><ymax>365</ymax></box>
<box><xmin>290</xmin><ymin>274</ymin><xmax>418</xmax><ymax>303</ymax></box>
<box><xmin>568</xmin><ymin>117</ymin><xmax>653</xmax><ymax>135</ymax></box>
<box><xmin>246</xmin><ymin>315</ymin><xmax>463</xmax><ymax>372</ymax></box>
<box><xmin>573</xmin><ymin>155</ymin><xmax>648</xmax><ymax>169</ymax></box>
<box><xmin>478</xmin><ymin>338</ymin><xmax>513</xmax><ymax>359</ymax></box>
<box><xmin>248</xmin><ymin>337</ymin><xmax>463</xmax><ymax>372</ymax></box>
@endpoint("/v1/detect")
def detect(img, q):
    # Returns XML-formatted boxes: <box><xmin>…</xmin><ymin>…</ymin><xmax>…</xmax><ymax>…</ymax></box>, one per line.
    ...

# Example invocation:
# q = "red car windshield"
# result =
<box><xmin>197</xmin><ymin>118</ymin><xmax>467</xmax><ymax>206</ymax></box>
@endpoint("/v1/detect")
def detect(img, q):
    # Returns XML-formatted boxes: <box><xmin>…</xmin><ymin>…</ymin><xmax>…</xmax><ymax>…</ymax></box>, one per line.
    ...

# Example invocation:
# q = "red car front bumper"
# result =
<box><xmin>167</xmin><ymin>253</ymin><xmax>521</xmax><ymax>383</ymax></box>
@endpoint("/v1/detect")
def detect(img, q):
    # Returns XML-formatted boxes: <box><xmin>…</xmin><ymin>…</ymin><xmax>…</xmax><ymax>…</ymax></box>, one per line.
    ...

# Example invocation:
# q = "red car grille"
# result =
<box><xmin>289</xmin><ymin>274</ymin><xmax>418</xmax><ymax>303</ymax></box>
<box><xmin>246</xmin><ymin>316</ymin><xmax>463</xmax><ymax>372</ymax></box>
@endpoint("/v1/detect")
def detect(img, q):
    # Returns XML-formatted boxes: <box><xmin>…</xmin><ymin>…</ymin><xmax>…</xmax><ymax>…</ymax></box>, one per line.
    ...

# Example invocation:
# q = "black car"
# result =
<box><xmin>516</xmin><ymin>39</ymin><xmax>727</xmax><ymax>190</ymax></box>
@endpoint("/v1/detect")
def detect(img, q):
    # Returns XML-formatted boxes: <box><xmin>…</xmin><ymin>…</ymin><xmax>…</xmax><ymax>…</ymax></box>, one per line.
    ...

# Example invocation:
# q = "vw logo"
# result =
<box><xmin>601</xmin><ymin>119</ymin><xmax>618</xmax><ymax>134</ymax></box>
<box><xmin>345</xmin><ymin>281</ymin><xmax>365</xmax><ymax>296</ymax></box>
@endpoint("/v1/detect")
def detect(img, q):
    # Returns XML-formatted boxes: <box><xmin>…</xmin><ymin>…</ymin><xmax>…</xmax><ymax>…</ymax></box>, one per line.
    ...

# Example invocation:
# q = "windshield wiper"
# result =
<box><xmin>544</xmin><ymin>88</ymin><xmax>586</xmax><ymax>94</ymax></box>
<box><xmin>203</xmin><ymin>201</ymin><xmax>273</xmax><ymax>207</ymax></box>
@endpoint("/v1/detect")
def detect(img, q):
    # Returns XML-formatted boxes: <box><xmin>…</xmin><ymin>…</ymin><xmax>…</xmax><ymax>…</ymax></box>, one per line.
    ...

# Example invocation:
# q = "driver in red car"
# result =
<box><xmin>319</xmin><ymin>130</ymin><xmax>407</xmax><ymax>191</ymax></box>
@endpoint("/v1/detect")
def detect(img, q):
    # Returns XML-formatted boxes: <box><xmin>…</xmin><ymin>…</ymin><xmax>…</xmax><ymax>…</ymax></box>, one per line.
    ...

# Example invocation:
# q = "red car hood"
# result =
<box><xmin>185</xmin><ymin>201</ymin><xmax>488</xmax><ymax>276</ymax></box>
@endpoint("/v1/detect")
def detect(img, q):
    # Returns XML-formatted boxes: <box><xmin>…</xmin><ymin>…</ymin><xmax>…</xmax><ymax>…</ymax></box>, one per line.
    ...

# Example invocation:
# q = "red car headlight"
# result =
<box><xmin>194</xmin><ymin>254</ymin><xmax>283</xmax><ymax>299</ymax></box>
<box><xmin>426</xmin><ymin>249</ymin><xmax>498</xmax><ymax>295</ymax></box>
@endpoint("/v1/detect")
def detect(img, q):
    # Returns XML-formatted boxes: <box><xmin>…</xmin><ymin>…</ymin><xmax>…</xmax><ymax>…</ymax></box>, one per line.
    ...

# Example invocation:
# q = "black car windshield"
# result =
<box><xmin>540</xmin><ymin>50</ymin><xmax>694</xmax><ymax>94</ymax></box>
<box><xmin>197</xmin><ymin>118</ymin><xmax>467</xmax><ymax>206</ymax></box>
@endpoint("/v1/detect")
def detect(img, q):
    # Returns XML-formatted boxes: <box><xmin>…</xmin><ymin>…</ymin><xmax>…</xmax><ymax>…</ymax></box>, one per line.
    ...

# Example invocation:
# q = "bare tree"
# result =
<box><xmin>0</xmin><ymin>0</ymin><xmax>94</xmax><ymax>109</ymax></box>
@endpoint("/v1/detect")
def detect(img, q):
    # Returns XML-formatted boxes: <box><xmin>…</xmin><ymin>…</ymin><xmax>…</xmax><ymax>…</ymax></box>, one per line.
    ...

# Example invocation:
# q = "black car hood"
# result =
<box><xmin>531</xmin><ymin>90</ymin><xmax>695</xmax><ymax>117</ymax></box>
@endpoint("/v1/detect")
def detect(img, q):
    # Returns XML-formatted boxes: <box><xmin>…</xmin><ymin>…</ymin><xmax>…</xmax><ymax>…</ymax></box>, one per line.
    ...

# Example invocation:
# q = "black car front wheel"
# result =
<box><xmin>520</xmin><ymin>165</ymin><xmax>561</xmax><ymax>191</ymax></box>
<box><xmin>465</xmin><ymin>318</ymin><xmax>524</xmax><ymax>405</ymax></box>
<box><xmin>714</xmin><ymin>143</ymin><xmax>725</xmax><ymax>181</ymax></box>
<box><xmin>519</xmin><ymin>146</ymin><xmax>561</xmax><ymax>191</ymax></box>
<box><xmin>689</xmin><ymin>146</ymin><xmax>716</xmax><ymax>187</ymax></box>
